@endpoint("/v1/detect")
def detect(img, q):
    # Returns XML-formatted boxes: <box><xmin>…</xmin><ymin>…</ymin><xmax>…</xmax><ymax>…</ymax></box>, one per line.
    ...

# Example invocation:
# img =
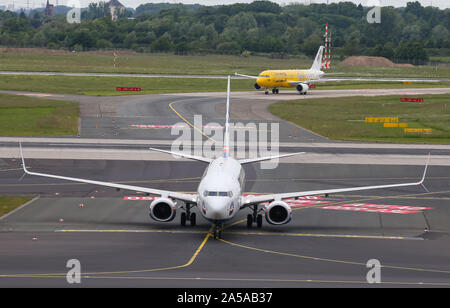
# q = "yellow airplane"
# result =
<box><xmin>235</xmin><ymin>46</ymin><xmax>325</xmax><ymax>95</ymax></box>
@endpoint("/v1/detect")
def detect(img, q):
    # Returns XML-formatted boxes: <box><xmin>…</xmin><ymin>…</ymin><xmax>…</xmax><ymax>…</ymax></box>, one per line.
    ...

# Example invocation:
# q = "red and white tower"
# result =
<box><xmin>322</xmin><ymin>23</ymin><xmax>328</xmax><ymax>70</ymax></box>
<box><xmin>327</xmin><ymin>32</ymin><xmax>331</xmax><ymax>69</ymax></box>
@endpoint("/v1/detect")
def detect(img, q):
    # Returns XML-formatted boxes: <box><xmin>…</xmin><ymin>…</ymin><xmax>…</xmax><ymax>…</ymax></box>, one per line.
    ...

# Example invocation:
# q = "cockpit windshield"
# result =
<box><xmin>204</xmin><ymin>191</ymin><xmax>233</xmax><ymax>197</ymax></box>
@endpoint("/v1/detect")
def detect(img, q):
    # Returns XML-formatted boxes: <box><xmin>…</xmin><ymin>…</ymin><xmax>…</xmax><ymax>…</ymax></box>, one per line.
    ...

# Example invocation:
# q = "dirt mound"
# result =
<box><xmin>340</xmin><ymin>56</ymin><xmax>414</xmax><ymax>67</ymax></box>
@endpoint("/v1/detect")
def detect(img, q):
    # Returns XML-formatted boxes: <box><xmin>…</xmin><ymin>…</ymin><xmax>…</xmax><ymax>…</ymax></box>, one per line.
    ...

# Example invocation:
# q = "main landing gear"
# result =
<box><xmin>246</xmin><ymin>205</ymin><xmax>263</xmax><ymax>229</ymax></box>
<box><xmin>264</xmin><ymin>88</ymin><xmax>279</xmax><ymax>95</ymax></box>
<box><xmin>180</xmin><ymin>203</ymin><xmax>196</xmax><ymax>227</ymax></box>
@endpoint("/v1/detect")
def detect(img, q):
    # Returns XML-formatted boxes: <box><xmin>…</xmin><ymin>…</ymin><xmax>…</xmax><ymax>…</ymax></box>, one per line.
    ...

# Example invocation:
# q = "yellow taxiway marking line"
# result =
<box><xmin>169</xmin><ymin>100</ymin><xmax>216</xmax><ymax>143</ymax></box>
<box><xmin>57</xmin><ymin>228</ymin><xmax>409</xmax><ymax>241</ymax></box>
<box><xmin>219</xmin><ymin>238</ymin><xmax>450</xmax><ymax>275</ymax></box>
<box><xmin>0</xmin><ymin>227</ymin><xmax>213</xmax><ymax>279</ymax></box>
<box><xmin>225</xmin><ymin>231</ymin><xmax>408</xmax><ymax>240</ymax></box>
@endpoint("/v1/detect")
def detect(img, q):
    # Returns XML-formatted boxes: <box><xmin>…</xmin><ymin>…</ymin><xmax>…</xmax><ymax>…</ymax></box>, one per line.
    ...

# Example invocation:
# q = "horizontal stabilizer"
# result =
<box><xmin>149</xmin><ymin>147</ymin><xmax>213</xmax><ymax>163</ymax></box>
<box><xmin>238</xmin><ymin>152</ymin><xmax>305</xmax><ymax>164</ymax></box>
<box><xmin>234</xmin><ymin>72</ymin><xmax>258</xmax><ymax>79</ymax></box>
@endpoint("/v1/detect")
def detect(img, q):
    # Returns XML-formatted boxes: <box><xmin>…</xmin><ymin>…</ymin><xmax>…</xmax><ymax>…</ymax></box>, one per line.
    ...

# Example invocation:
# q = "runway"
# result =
<box><xmin>1</xmin><ymin>86</ymin><xmax>450</xmax><ymax>287</ymax></box>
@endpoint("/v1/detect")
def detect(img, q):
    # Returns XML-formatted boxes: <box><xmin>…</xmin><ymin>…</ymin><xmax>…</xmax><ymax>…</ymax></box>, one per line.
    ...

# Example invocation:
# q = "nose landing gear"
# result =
<box><xmin>212</xmin><ymin>224</ymin><xmax>223</xmax><ymax>240</ymax></box>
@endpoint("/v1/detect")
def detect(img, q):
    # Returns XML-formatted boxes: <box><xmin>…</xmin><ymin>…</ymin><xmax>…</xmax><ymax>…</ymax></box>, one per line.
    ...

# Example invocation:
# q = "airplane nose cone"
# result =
<box><xmin>206</xmin><ymin>199</ymin><xmax>229</xmax><ymax>220</ymax></box>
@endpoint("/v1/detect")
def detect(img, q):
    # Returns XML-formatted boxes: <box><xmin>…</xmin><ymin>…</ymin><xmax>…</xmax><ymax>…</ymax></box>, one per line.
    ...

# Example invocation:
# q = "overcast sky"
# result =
<box><xmin>3</xmin><ymin>0</ymin><xmax>449</xmax><ymax>10</ymax></box>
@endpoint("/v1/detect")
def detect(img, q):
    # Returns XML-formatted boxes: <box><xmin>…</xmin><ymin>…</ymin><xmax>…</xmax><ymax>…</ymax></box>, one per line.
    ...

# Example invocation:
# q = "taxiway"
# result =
<box><xmin>0</xmin><ymin>87</ymin><xmax>449</xmax><ymax>287</ymax></box>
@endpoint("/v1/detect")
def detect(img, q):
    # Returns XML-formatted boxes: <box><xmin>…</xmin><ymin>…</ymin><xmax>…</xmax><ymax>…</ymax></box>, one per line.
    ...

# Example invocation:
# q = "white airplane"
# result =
<box><xmin>19</xmin><ymin>76</ymin><xmax>430</xmax><ymax>239</ymax></box>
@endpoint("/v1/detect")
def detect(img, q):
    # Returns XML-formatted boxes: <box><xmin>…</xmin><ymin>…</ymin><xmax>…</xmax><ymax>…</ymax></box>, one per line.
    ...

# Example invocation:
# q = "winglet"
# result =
<box><xmin>19</xmin><ymin>142</ymin><xmax>29</xmax><ymax>174</ymax></box>
<box><xmin>420</xmin><ymin>153</ymin><xmax>431</xmax><ymax>184</ymax></box>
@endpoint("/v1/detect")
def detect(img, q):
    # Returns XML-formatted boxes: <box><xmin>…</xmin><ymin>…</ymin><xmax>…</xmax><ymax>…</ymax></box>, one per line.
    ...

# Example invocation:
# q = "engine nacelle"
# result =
<box><xmin>296</xmin><ymin>83</ymin><xmax>309</xmax><ymax>94</ymax></box>
<box><xmin>254</xmin><ymin>83</ymin><xmax>262</xmax><ymax>90</ymax></box>
<box><xmin>149</xmin><ymin>198</ymin><xmax>177</xmax><ymax>222</ymax></box>
<box><xmin>264</xmin><ymin>201</ymin><xmax>292</xmax><ymax>225</ymax></box>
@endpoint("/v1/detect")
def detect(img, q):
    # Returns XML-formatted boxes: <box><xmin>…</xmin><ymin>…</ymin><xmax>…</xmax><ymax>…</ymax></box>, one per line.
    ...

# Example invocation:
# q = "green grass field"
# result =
<box><xmin>0</xmin><ymin>51</ymin><xmax>312</xmax><ymax>75</ymax></box>
<box><xmin>0</xmin><ymin>50</ymin><xmax>449</xmax><ymax>79</ymax></box>
<box><xmin>329</xmin><ymin>64</ymin><xmax>450</xmax><ymax>79</ymax></box>
<box><xmin>0</xmin><ymin>75</ymin><xmax>255</xmax><ymax>95</ymax></box>
<box><xmin>0</xmin><ymin>75</ymin><xmax>447</xmax><ymax>96</ymax></box>
<box><xmin>270</xmin><ymin>94</ymin><xmax>450</xmax><ymax>144</ymax></box>
<box><xmin>0</xmin><ymin>196</ymin><xmax>32</xmax><ymax>217</ymax></box>
<box><xmin>0</xmin><ymin>93</ymin><xmax>79</xmax><ymax>136</ymax></box>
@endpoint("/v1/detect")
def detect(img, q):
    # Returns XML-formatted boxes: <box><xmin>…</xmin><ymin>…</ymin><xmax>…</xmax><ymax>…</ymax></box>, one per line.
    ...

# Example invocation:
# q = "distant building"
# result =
<box><xmin>44</xmin><ymin>0</ymin><xmax>54</xmax><ymax>17</ymax></box>
<box><xmin>108</xmin><ymin>0</ymin><xmax>125</xmax><ymax>21</ymax></box>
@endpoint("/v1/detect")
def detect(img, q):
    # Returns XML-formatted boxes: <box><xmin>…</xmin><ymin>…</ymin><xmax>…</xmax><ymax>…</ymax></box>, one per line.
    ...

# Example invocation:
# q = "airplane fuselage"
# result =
<box><xmin>197</xmin><ymin>156</ymin><xmax>245</xmax><ymax>224</ymax></box>
<box><xmin>256</xmin><ymin>69</ymin><xmax>324</xmax><ymax>89</ymax></box>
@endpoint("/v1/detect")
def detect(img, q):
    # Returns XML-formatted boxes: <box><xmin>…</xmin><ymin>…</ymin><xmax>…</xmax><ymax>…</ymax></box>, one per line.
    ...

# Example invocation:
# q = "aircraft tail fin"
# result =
<box><xmin>223</xmin><ymin>76</ymin><xmax>231</xmax><ymax>158</ymax></box>
<box><xmin>310</xmin><ymin>46</ymin><xmax>325</xmax><ymax>72</ymax></box>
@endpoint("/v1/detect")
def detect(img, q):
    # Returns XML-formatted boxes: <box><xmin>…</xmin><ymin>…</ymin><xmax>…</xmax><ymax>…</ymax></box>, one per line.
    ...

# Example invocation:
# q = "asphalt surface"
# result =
<box><xmin>0</xmin><ymin>160</ymin><xmax>450</xmax><ymax>287</ymax></box>
<box><xmin>1</xmin><ymin>87</ymin><xmax>450</xmax><ymax>287</ymax></box>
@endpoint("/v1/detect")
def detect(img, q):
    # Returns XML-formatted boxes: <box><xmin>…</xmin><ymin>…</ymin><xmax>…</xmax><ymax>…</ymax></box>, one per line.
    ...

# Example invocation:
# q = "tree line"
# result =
<box><xmin>0</xmin><ymin>1</ymin><xmax>448</xmax><ymax>63</ymax></box>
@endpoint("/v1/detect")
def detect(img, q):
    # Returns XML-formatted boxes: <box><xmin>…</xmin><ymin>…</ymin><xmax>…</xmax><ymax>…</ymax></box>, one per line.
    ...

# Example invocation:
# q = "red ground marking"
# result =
<box><xmin>321</xmin><ymin>203</ymin><xmax>432</xmax><ymax>214</ymax></box>
<box><xmin>401</xmin><ymin>98</ymin><xmax>424</xmax><ymax>102</ymax></box>
<box><xmin>123</xmin><ymin>196</ymin><xmax>432</xmax><ymax>214</ymax></box>
<box><xmin>116</xmin><ymin>87</ymin><xmax>142</xmax><ymax>91</ymax></box>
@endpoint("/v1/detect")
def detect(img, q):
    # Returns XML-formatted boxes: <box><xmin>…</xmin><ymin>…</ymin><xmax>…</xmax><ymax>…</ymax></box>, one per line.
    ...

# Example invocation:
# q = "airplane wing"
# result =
<box><xmin>288</xmin><ymin>80</ymin><xmax>318</xmax><ymax>85</ymax></box>
<box><xmin>19</xmin><ymin>143</ymin><xmax>197</xmax><ymax>204</ymax></box>
<box><xmin>149</xmin><ymin>147</ymin><xmax>213</xmax><ymax>163</ymax></box>
<box><xmin>234</xmin><ymin>72</ymin><xmax>258</xmax><ymax>79</ymax></box>
<box><xmin>241</xmin><ymin>155</ymin><xmax>430</xmax><ymax>207</ymax></box>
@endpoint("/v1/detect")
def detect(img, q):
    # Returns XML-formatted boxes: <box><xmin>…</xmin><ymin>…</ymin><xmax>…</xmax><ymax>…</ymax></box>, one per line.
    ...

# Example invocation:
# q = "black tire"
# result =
<box><xmin>247</xmin><ymin>214</ymin><xmax>253</xmax><ymax>228</ymax></box>
<box><xmin>256</xmin><ymin>214</ymin><xmax>263</xmax><ymax>228</ymax></box>
<box><xmin>180</xmin><ymin>212</ymin><xmax>186</xmax><ymax>226</ymax></box>
<box><xmin>190</xmin><ymin>212</ymin><xmax>196</xmax><ymax>227</ymax></box>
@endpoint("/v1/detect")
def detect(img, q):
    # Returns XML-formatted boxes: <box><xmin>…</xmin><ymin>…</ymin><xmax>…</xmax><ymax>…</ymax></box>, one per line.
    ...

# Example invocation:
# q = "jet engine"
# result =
<box><xmin>254</xmin><ymin>83</ymin><xmax>261</xmax><ymax>90</ymax></box>
<box><xmin>264</xmin><ymin>201</ymin><xmax>292</xmax><ymax>225</ymax></box>
<box><xmin>296</xmin><ymin>83</ymin><xmax>309</xmax><ymax>94</ymax></box>
<box><xmin>149</xmin><ymin>198</ymin><xmax>177</xmax><ymax>222</ymax></box>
